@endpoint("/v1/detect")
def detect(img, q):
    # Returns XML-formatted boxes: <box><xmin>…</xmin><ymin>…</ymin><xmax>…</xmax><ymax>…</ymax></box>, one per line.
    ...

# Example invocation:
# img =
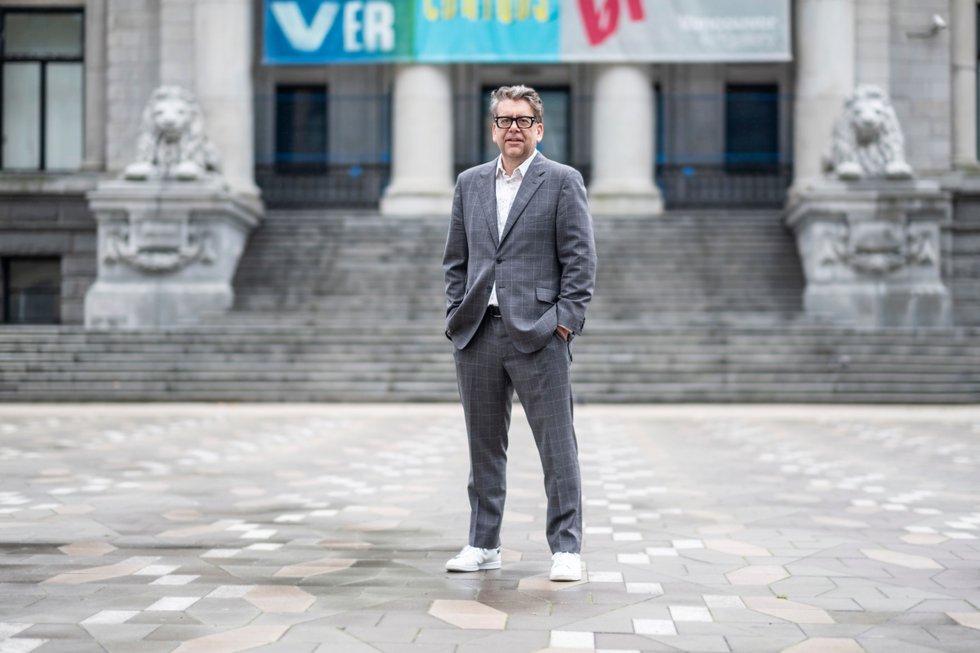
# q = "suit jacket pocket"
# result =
<box><xmin>536</xmin><ymin>287</ymin><xmax>559</xmax><ymax>304</ymax></box>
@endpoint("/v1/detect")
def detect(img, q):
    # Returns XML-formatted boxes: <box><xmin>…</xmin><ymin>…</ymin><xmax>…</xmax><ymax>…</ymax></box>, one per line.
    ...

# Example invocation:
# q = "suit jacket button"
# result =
<box><xmin>496</xmin><ymin>257</ymin><xmax>503</xmax><ymax>263</ymax></box>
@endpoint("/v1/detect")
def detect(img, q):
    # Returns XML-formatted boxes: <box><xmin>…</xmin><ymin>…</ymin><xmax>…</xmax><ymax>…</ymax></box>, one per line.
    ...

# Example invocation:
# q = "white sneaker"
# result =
<box><xmin>550</xmin><ymin>552</ymin><xmax>582</xmax><ymax>581</ymax></box>
<box><xmin>445</xmin><ymin>545</ymin><xmax>502</xmax><ymax>572</ymax></box>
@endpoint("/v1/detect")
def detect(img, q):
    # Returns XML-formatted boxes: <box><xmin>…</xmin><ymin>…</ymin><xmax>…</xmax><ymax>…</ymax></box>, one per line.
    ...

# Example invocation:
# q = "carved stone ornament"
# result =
<box><xmin>123</xmin><ymin>86</ymin><xmax>222</xmax><ymax>181</ymax></box>
<box><xmin>102</xmin><ymin>219</ymin><xmax>215</xmax><ymax>273</ymax></box>
<box><xmin>820</xmin><ymin>220</ymin><xmax>938</xmax><ymax>275</ymax></box>
<box><xmin>829</xmin><ymin>85</ymin><xmax>914</xmax><ymax>181</ymax></box>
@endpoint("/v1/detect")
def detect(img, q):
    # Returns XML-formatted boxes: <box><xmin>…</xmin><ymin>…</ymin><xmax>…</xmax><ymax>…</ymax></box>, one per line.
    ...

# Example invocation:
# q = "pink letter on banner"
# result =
<box><xmin>577</xmin><ymin>0</ymin><xmax>645</xmax><ymax>46</ymax></box>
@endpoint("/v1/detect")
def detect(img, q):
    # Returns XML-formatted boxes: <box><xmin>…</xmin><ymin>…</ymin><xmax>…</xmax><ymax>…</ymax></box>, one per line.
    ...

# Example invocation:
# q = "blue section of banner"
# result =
<box><xmin>413</xmin><ymin>2</ymin><xmax>559</xmax><ymax>62</ymax></box>
<box><xmin>264</xmin><ymin>0</ymin><xmax>412</xmax><ymax>64</ymax></box>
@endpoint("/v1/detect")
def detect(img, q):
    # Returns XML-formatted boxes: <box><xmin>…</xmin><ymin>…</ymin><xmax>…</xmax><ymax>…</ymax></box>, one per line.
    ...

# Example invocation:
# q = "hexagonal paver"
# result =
<box><xmin>725</xmin><ymin>565</ymin><xmax>789</xmax><ymax>586</ymax></box>
<box><xmin>244</xmin><ymin>585</ymin><xmax>315</xmax><ymax>613</ymax></box>
<box><xmin>745</xmin><ymin>597</ymin><xmax>834</xmax><ymax>624</ymax></box>
<box><xmin>862</xmin><ymin>548</ymin><xmax>943</xmax><ymax>570</ymax></box>
<box><xmin>429</xmin><ymin>599</ymin><xmax>507</xmax><ymax>629</ymax></box>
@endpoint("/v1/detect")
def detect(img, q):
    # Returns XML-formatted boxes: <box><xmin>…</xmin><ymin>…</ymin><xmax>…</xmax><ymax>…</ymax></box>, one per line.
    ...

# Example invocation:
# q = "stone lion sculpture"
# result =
<box><xmin>829</xmin><ymin>85</ymin><xmax>914</xmax><ymax>181</ymax></box>
<box><xmin>124</xmin><ymin>86</ymin><xmax>221</xmax><ymax>181</ymax></box>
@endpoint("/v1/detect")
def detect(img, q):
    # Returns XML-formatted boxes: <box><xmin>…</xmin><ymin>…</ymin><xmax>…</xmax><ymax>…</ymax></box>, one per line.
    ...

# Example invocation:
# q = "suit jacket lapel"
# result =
<box><xmin>477</xmin><ymin>162</ymin><xmax>499</xmax><ymax>248</ymax></box>
<box><xmin>499</xmin><ymin>154</ymin><xmax>546</xmax><ymax>246</ymax></box>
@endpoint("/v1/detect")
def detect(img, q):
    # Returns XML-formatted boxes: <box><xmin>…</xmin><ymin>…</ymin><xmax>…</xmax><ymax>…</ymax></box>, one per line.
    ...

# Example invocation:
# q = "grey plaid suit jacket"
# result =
<box><xmin>443</xmin><ymin>153</ymin><xmax>597</xmax><ymax>354</ymax></box>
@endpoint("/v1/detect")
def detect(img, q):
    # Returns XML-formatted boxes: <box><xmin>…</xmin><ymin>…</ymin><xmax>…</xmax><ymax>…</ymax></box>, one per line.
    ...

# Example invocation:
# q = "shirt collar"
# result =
<box><xmin>496</xmin><ymin>149</ymin><xmax>538</xmax><ymax>180</ymax></box>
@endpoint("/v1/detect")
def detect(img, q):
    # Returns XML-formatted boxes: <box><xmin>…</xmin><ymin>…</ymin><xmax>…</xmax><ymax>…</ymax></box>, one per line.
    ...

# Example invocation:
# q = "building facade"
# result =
<box><xmin>0</xmin><ymin>0</ymin><xmax>978</xmax><ymax>327</ymax></box>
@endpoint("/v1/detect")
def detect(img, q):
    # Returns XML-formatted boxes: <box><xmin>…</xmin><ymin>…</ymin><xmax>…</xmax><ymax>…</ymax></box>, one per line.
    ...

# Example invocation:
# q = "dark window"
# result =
<box><xmin>274</xmin><ymin>84</ymin><xmax>327</xmax><ymax>171</ymax></box>
<box><xmin>725</xmin><ymin>83</ymin><xmax>780</xmax><ymax>171</ymax></box>
<box><xmin>481</xmin><ymin>85</ymin><xmax>571</xmax><ymax>165</ymax></box>
<box><xmin>1</xmin><ymin>8</ymin><xmax>84</xmax><ymax>171</ymax></box>
<box><xmin>2</xmin><ymin>258</ymin><xmax>61</xmax><ymax>324</ymax></box>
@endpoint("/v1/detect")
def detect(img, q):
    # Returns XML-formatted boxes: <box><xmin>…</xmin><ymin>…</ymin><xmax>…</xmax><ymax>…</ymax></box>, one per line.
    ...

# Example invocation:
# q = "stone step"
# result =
<box><xmin>6</xmin><ymin>207</ymin><xmax>974</xmax><ymax>403</ymax></box>
<box><xmin>229</xmin><ymin>209</ymin><xmax>805</xmax><ymax>318</ymax></box>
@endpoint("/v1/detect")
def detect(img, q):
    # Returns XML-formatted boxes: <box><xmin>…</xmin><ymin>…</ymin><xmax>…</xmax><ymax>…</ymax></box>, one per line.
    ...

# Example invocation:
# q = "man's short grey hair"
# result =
<box><xmin>490</xmin><ymin>85</ymin><xmax>544</xmax><ymax>123</ymax></box>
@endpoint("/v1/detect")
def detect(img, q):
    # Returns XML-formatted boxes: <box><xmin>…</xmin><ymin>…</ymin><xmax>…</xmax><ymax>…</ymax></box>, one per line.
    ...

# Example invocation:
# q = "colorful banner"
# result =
<box><xmin>263</xmin><ymin>0</ymin><xmax>791</xmax><ymax>65</ymax></box>
<box><xmin>415</xmin><ymin>1</ymin><xmax>560</xmax><ymax>62</ymax></box>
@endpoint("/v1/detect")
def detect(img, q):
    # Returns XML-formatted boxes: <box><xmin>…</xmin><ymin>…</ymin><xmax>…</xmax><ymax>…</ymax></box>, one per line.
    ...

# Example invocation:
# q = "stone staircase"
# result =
<box><xmin>1</xmin><ymin>210</ymin><xmax>978</xmax><ymax>403</ymax></box>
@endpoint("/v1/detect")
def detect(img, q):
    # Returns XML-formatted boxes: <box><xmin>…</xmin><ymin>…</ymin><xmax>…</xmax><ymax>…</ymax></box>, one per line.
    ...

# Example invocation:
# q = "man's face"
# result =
<box><xmin>491</xmin><ymin>98</ymin><xmax>543</xmax><ymax>163</ymax></box>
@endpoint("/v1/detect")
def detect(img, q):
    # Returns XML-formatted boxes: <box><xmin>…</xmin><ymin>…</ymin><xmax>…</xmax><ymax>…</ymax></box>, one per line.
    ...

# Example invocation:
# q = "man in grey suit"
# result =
<box><xmin>442</xmin><ymin>85</ymin><xmax>597</xmax><ymax>581</ymax></box>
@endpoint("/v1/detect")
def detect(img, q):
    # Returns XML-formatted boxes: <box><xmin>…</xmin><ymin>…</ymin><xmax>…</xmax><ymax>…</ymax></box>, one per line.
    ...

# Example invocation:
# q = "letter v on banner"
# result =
<box><xmin>577</xmin><ymin>0</ymin><xmax>645</xmax><ymax>46</ymax></box>
<box><xmin>270</xmin><ymin>1</ymin><xmax>340</xmax><ymax>52</ymax></box>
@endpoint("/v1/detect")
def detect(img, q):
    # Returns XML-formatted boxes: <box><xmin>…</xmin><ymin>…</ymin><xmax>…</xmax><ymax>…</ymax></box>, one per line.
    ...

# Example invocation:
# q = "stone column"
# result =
<box><xmin>952</xmin><ymin>0</ymin><xmax>979</xmax><ymax>170</ymax></box>
<box><xmin>588</xmin><ymin>64</ymin><xmax>663</xmax><ymax>215</ymax></box>
<box><xmin>194</xmin><ymin>0</ymin><xmax>259</xmax><ymax>199</ymax></box>
<box><xmin>792</xmin><ymin>0</ymin><xmax>856</xmax><ymax>189</ymax></box>
<box><xmin>380</xmin><ymin>65</ymin><xmax>455</xmax><ymax>216</ymax></box>
<box><xmin>81</xmin><ymin>0</ymin><xmax>106</xmax><ymax>171</ymax></box>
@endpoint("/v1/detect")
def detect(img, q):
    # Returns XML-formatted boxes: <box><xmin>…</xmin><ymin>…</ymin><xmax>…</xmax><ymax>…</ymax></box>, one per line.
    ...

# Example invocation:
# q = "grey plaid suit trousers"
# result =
<box><xmin>443</xmin><ymin>153</ymin><xmax>596</xmax><ymax>554</ymax></box>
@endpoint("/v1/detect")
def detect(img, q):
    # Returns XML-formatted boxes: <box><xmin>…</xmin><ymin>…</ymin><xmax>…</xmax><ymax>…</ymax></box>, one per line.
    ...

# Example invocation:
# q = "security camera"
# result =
<box><xmin>909</xmin><ymin>14</ymin><xmax>948</xmax><ymax>37</ymax></box>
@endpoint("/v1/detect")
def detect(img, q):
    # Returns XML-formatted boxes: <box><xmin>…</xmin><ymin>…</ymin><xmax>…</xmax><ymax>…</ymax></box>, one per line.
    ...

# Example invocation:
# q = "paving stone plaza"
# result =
<box><xmin>0</xmin><ymin>403</ymin><xmax>978</xmax><ymax>653</ymax></box>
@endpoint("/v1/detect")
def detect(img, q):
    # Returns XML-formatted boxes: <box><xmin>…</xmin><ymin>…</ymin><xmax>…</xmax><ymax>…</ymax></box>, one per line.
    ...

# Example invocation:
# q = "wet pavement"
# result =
<box><xmin>0</xmin><ymin>403</ymin><xmax>978</xmax><ymax>653</ymax></box>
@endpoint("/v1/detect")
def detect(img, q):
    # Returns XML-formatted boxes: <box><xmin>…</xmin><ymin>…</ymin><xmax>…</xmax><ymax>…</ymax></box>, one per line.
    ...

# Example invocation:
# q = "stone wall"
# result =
<box><xmin>950</xmin><ymin>192</ymin><xmax>980</xmax><ymax>326</ymax></box>
<box><xmin>889</xmin><ymin>0</ymin><xmax>953</xmax><ymax>176</ymax></box>
<box><xmin>0</xmin><ymin>195</ymin><xmax>96</xmax><ymax>325</ymax></box>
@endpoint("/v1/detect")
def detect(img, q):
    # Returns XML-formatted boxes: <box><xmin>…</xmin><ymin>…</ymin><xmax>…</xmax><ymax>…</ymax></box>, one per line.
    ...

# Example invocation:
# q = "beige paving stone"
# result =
<box><xmin>58</xmin><ymin>541</ymin><xmax>117</xmax><ymax>557</ymax></box>
<box><xmin>52</xmin><ymin>503</ymin><xmax>94</xmax><ymax>515</ymax></box>
<box><xmin>42</xmin><ymin>556</ymin><xmax>159</xmax><ymax>585</ymax></box>
<box><xmin>273</xmin><ymin>557</ymin><xmax>357</xmax><ymax>578</ymax></box>
<box><xmin>171</xmin><ymin>625</ymin><xmax>289</xmax><ymax>653</ymax></box>
<box><xmin>317</xmin><ymin>539</ymin><xmax>372</xmax><ymax>550</ymax></box>
<box><xmin>726</xmin><ymin>565</ymin><xmax>788</xmax><ymax>586</ymax></box>
<box><xmin>744</xmin><ymin>597</ymin><xmax>834</xmax><ymax>624</ymax></box>
<box><xmin>502</xmin><ymin>548</ymin><xmax>523</xmax><ymax>562</ymax></box>
<box><xmin>518</xmin><ymin>575</ymin><xmax>589</xmax><ymax>592</ymax></box>
<box><xmin>704</xmin><ymin>539</ymin><xmax>771</xmax><ymax>557</ymax></box>
<box><xmin>163</xmin><ymin>510</ymin><xmax>204</xmax><ymax>521</ymax></box>
<box><xmin>861</xmin><ymin>549</ymin><xmax>943</xmax><ymax>570</ymax></box>
<box><xmin>780</xmin><ymin>638</ymin><xmax>865</xmax><ymax>652</ymax></box>
<box><xmin>428</xmin><ymin>600</ymin><xmax>507</xmax><ymax>629</ymax></box>
<box><xmin>245</xmin><ymin>586</ymin><xmax>315</xmax><ymax>613</ymax></box>
<box><xmin>947</xmin><ymin>612</ymin><xmax>980</xmax><ymax>630</ymax></box>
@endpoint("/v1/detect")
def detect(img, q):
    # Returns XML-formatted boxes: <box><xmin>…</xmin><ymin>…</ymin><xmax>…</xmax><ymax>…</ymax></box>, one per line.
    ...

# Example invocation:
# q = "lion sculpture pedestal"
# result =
<box><xmin>84</xmin><ymin>179</ymin><xmax>260</xmax><ymax>329</ymax></box>
<box><xmin>785</xmin><ymin>85</ymin><xmax>952</xmax><ymax>327</ymax></box>
<box><xmin>786</xmin><ymin>181</ymin><xmax>952</xmax><ymax>327</ymax></box>
<box><xmin>84</xmin><ymin>86</ymin><xmax>261</xmax><ymax>329</ymax></box>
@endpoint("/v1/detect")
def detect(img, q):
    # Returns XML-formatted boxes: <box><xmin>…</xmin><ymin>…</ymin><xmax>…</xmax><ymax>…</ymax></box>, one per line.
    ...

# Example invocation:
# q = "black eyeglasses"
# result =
<box><xmin>493</xmin><ymin>115</ymin><xmax>538</xmax><ymax>129</ymax></box>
